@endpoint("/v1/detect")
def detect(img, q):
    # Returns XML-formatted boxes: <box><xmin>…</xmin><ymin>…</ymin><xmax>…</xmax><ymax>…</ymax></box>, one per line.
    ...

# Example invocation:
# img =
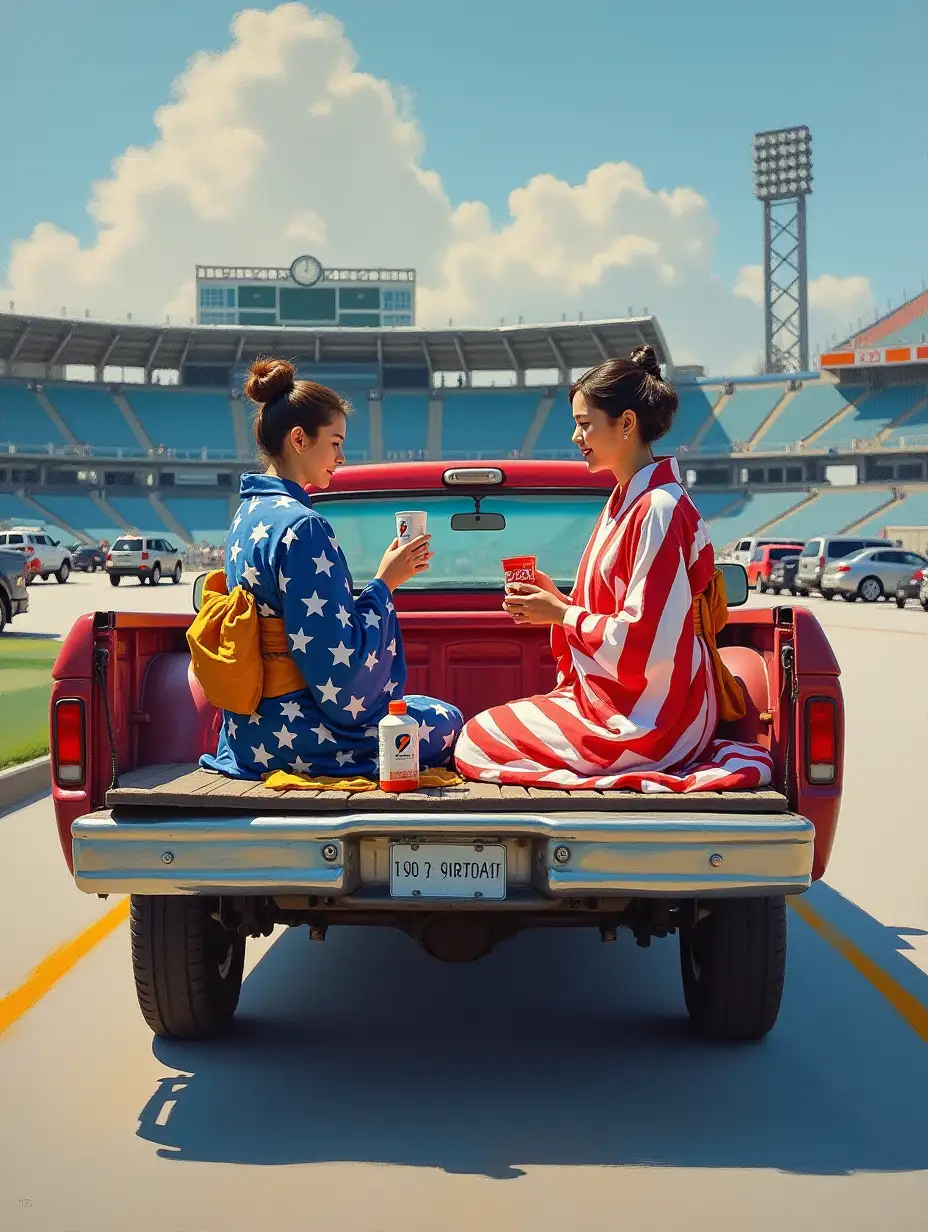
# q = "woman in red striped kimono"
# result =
<box><xmin>454</xmin><ymin>346</ymin><xmax>773</xmax><ymax>793</ymax></box>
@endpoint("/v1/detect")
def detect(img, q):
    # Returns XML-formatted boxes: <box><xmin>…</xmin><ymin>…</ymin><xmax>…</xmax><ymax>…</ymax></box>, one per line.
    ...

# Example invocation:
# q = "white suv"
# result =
<box><xmin>0</xmin><ymin>527</ymin><xmax>73</xmax><ymax>584</ymax></box>
<box><xmin>106</xmin><ymin>535</ymin><xmax>184</xmax><ymax>586</ymax></box>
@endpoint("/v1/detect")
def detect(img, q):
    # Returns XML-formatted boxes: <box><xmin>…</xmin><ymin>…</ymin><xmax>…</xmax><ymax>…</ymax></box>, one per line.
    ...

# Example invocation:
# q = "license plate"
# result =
<box><xmin>389</xmin><ymin>843</ymin><xmax>507</xmax><ymax>900</ymax></box>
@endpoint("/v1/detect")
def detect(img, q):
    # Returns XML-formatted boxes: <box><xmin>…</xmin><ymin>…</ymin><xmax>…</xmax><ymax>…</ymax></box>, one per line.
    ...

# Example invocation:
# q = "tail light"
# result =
<box><xmin>832</xmin><ymin>563</ymin><xmax>851</xmax><ymax>573</ymax></box>
<box><xmin>141</xmin><ymin>551</ymin><xmax>150</xmax><ymax>561</ymax></box>
<box><xmin>53</xmin><ymin>698</ymin><xmax>86</xmax><ymax>787</ymax></box>
<box><xmin>106</xmin><ymin>553</ymin><xmax>112</xmax><ymax>562</ymax></box>
<box><xmin>805</xmin><ymin>698</ymin><xmax>837</xmax><ymax>785</ymax></box>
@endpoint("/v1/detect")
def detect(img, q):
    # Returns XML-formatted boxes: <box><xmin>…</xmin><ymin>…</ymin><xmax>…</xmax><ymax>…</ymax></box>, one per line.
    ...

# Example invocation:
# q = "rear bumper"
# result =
<box><xmin>71</xmin><ymin>809</ymin><xmax>816</xmax><ymax>901</ymax></box>
<box><xmin>820</xmin><ymin>574</ymin><xmax>855</xmax><ymax>593</ymax></box>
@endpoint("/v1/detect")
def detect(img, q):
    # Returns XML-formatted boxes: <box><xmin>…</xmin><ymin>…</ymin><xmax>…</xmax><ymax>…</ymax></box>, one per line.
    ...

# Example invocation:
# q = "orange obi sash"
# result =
<box><xmin>692</xmin><ymin>568</ymin><xmax>746</xmax><ymax>724</ymax></box>
<box><xmin>186</xmin><ymin>568</ymin><xmax>305</xmax><ymax>714</ymax></box>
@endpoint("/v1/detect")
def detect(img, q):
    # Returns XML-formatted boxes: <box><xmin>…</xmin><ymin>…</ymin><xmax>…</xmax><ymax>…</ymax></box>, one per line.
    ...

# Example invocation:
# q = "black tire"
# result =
<box><xmin>921</xmin><ymin>598</ymin><xmax>928</xmax><ymax>612</ymax></box>
<box><xmin>109</xmin><ymin>574</ymin><xmax>121</xmax><ymax>587</ymax></box>
<box><xmin>129</xmin><ymin>896</ymin><xmax>245</xmax><ymax>1039</ymax></box>
<box><xmin>150</xmin><ymin>564</ymin><xmax>162</xmax><ymax>586</ymax></box>
<box><xmin>795</xmin><ymin>587</ymin><xmax>809</xmax><ymax>597</ymax></box>
<box><xmin>858</xmin><ymin>576</ymin><xmax>882</xmax><ymax>603</ymax></box>
<box><xmin>842</xmin><ymin>592</ymin><xmax>856</xmax><ymax>602</ymax></box>
<box><xmin>0</xmin><ymin>594</ymin><xmax>8</xmax><ymax>634</ymax></box>
<box><xmin>90</xmin><ymin>562</ymin><xmax>98</xmax><ymax>573</ymax></box>
<box><xmin>56</xmin><ymin>560</ymin><xmax>70</xmax><ymax>584</ymax></box>
<box><xmin>755</xmin><ymin>576</ymin><xmax>766</xmax><ymax>594</ymax></box>
<box><xmin>680</xmin><ymin>896</ymin><xmax>787</xmax><ymax>1041</ymax></box>
<box><xmin>172</xmin><ymin>562</ymin><xmax>182</xmax><ymax>584</ymax></box>
<box><xmin>771</xmin><ymin>587</ymin><xmax>781</xmax><ymax>595</ymax></box>
<box><xmin>821</xmin><ymin>589</ymin><xmax>835</xmax><ymax>601</ymax></box>
<box><xmin>790</xmin><ymin>588</ymin><xmax>800</xmax><ymax>596</ymax></box>
<box><xmin>895</xmin><ymin>596</ymin><xmax>906</xmax><ymax>609</ymax></box>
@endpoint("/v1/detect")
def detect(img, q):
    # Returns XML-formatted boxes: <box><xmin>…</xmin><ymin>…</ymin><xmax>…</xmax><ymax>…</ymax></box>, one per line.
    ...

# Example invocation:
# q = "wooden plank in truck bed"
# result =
<box><xmin>105</xmin><ymin>764</ymin><xmax>789</xmax><ymax>813</ymax></box>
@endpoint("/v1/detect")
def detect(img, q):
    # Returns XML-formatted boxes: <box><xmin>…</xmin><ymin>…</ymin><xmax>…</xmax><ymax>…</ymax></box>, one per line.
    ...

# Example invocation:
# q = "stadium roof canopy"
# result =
<box><xmin>0</xmin><ymin>312</ymin><xmax>672</xmax><ymax>380</ymax></box>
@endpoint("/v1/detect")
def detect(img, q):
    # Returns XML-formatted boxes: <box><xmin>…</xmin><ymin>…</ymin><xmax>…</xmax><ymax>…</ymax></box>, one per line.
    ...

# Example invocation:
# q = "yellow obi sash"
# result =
<box><xmin>187</xmin><ymin>568</ymin><xmax>305</xmax><ymax>714</ymax></box>
<box><xmin>692</xmin><ymin>568</ymin><xmax>746</xmax><ymax>724</ymax></box>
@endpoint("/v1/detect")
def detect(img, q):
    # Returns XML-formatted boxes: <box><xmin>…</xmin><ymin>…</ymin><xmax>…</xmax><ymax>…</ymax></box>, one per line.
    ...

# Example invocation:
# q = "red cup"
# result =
<box><xmin>502</xmin><ymin>555</ymin><xmax>537</xmax><ymax>585</ymax></box>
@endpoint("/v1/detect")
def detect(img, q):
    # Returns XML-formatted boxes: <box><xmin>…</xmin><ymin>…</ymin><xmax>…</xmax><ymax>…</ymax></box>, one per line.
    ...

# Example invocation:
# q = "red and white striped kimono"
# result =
<box><xmin>454</xmin><ymin>456</ymin><xmax>774</xmax><ymax>792</ymax></box>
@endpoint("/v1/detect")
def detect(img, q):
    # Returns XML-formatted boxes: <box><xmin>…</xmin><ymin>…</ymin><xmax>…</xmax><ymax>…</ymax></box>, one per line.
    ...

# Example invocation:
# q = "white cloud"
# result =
<box><xmin>734</xmin><ymin>264</ymin><xmax>876</xmax><ymax>354</ymax></box>
<box><xmin>1</xmin><ymin>2</ymin><xmax>874</xmax><ymax>373</ymax></box>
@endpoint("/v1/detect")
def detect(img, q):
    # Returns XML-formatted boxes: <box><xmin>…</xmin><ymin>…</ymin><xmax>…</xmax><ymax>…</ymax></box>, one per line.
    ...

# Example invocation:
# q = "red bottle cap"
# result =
<box><xmin>388</xmin><ymin>700</ymin><xmax>407</xmax><ymax>715</ymax></box>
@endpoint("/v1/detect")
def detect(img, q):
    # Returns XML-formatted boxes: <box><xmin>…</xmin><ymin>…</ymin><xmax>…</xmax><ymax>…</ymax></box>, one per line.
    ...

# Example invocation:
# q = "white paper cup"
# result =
<box><xmin>396</xmin><ymin>510</ymin><xmax>427</xmax><ymax>544</ymax></box>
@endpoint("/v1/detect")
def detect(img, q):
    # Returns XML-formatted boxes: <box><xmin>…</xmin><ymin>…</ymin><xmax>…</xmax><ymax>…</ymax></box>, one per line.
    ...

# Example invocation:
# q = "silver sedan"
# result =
<box><xmin>820</xmin><ymin>547</ymin><xmax>928</xmax><ymax>602</ymax></box>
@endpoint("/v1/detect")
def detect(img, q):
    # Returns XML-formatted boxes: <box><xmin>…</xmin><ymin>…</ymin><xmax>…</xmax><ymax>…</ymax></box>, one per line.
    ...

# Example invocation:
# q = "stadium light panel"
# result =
<box><xmin>752</xmin><ymin>125</ymin><xmax>813</xmax><ymax>201</ymax></box>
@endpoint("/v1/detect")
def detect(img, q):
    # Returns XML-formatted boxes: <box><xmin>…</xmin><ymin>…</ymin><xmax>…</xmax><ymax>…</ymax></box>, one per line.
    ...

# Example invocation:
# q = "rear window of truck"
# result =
<box><xmin>113</xmin><ymin>538</ymin><xmax>143</xmax><ymax>551</ymax></box>
<box><xmin>315</xmin><ymin>493</ymin><xmax>605</xmax><ymax>589</ymax></box>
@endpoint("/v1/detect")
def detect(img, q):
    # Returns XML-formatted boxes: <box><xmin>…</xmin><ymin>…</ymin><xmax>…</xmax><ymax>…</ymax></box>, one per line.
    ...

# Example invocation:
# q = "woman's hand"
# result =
<box><xmin>532</xmin><ymin>569</ymin><xmax>567</xmax><ymax>598</ymax></box>
<box><xmin>503</xmin><ymin>582</ymin><xmax>570</xmax><ymax>626</ymax></box>
<box><xmin>376</xmin><ymin>534</ymin><xmax>433</xmax><ymax>591</ymax></box>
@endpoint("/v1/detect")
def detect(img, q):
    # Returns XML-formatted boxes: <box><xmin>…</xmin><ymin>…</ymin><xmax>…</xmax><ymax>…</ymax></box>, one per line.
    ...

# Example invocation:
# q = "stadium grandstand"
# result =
<box><xmin>1</xmin><ymin>300</ymin><xmax>926</xmax><ymax>552</ymax></box>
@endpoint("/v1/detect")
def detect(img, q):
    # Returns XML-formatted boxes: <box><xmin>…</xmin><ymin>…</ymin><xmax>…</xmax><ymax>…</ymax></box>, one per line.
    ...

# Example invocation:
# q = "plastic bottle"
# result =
<box><xmin>378</xmin><ymin>700</ymin><xmax>420</xmax><ymax>793</ymax></box>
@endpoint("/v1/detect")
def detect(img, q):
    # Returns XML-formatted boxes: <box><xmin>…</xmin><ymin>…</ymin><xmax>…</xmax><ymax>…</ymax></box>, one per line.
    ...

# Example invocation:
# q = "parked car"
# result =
<box><xmin>820</xmin><ymin>547</ymin><xmax>928</xmax><ymax>602</ymax></box>
<box><xmin>0</xmin><ymin>546</ymin><xmax>29</xmax><ymax>634</ymax></box>
<box><xmin>728</xmin><ymin>536</ymin><xmax>804</xmax><ymax>569</ymax></box>
<box><xmin>767</xmin><ymin>554</ymin><xmax>800</xmax><ymax>596</ymax></box>
<box><xmin>0</xmin><ymin>526</ymin><xmax>72</xmax><ymax>583</ymax></box>
<box><xmin>920</xmin><ymin>571</ymin><xmax>928</xmax><ymax>612</ymax></box>
<box><xmin>53</xmin><ymin>459</ymin><xmax>844</xmax><ymax>1045</ymax></box>
<box><xmin>747</xmin><ymin>544</ymin><xmax>803</xmax><ymax>593</ymax></box>
<box><xmin>105</xmin><ymin>536</ymin><xmax>184</xmax><ymax>586</ymax></box>
<box><xmin>68</xmin><ymin>544</ymin><xmax>107</xmax><ymax>573</ymax></box>
<box><xmin>895</xmin><ymin>566</ymin><xmax>926</xmax><ymax>609</ymax></box>
<box><xmin>795</xmin><ymin>535</ymin><xmax>888</xmax><ymax>595</ymax></box>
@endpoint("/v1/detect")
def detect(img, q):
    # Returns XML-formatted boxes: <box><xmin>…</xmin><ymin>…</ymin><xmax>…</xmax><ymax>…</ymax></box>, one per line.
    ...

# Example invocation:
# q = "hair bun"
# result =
<box><xmin>244</xmin><ymin>358</ymin><xmax>296</xmax><ymax>404</ymax></box>
<box><xmin>629</xmin><ymin>345</ymin><xmax>662</xmax><ymax>380</ymax></box>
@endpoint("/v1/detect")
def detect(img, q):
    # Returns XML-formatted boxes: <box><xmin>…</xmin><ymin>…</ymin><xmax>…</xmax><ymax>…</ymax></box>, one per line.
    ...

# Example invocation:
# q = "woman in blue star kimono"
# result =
<box><xmin>201</xmin><ymin>357</ymin><xmax>463</xmax><ymax>780</ymax></box>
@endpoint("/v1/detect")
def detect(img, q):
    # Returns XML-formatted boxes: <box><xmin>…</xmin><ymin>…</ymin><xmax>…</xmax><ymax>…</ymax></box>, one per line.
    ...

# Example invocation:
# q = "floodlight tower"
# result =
<box><xmin>752</xmin><ymin>126</ymin><xmax>813</xmax><ymax>373</ymax></box>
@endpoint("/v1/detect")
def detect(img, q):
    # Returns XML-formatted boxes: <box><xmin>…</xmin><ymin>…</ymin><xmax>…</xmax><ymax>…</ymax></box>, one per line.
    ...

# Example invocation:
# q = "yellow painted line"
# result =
<box><xmin>0</xmin><ymin>898</ymin><xmax>129</xmax><ymax>1037</ymax></box>
<box><xmin>791</xmin><ymin>895</ymin><xmax>928</xmax><ymax>1042</ymax></box>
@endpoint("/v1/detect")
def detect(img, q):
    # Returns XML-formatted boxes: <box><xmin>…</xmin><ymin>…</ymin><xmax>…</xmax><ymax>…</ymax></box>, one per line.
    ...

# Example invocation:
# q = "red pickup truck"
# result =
<box><xmin>50</xmin><ymin>461</ymin><xmax>844</xmax><ymax>1044</ymax></box>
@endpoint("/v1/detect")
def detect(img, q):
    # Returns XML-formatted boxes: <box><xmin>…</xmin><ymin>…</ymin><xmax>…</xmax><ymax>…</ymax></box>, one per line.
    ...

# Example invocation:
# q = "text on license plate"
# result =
<box><xmin>389</xmin><ymin>843</ymin><xmax>506</xmax><ymax>900</ymax></box>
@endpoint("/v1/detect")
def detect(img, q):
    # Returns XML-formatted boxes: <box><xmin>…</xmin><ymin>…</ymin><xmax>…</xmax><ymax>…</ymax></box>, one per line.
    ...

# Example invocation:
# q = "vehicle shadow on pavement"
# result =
<box><xmin>137</xmin><ymin>884</ymin><xmax>928</xmax><ymax>1178</ymax></box>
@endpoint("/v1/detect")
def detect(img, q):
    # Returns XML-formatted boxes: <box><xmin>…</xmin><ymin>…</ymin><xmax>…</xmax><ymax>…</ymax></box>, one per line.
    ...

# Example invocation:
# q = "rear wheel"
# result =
<box><xmin>821</xmin><ymin>589</ymin><xmax>835</xmax><ymax>601</ymax></box>
<box><xmin>679</xmin><ymin>896</ymin><xmax>787</xmax><ymax>1041</ymax></box>
<box><xmin>895</xmin><ymin>595</ymin><xmax>906</xmax><ymax>609</ymax></box>
<box><xmin>842</xmin><ymin>591</ymin><xmax>856</xmax><ymax>602</ymax></box>
<box><xmin>771</xmin><ymin>587</ymin><xmax>781</xmax><ymax>595</ymax></box>
<box><xmin>172</xmin><ymin>562</ymin><xmax>182</xmax><ymax>584</ymax></box>
<box><xmin>129</xmin><ymin>896</ymin><xmax>245</xmax><ymax>1038</ymax></box>
<box><xmin>56</xmin><ymin>560</ymin><xmax>70</xmax><ymax>584</ymax></box>
<box><xmin>858</xmin><ymin>576</ymin><xmax>882</xmax><ymax>603</ymax></box>
<box><xmin>109</xmin><ymin>574</ymin><xmax>121</xmax><ymax>587</ymax></box>
<box><xmin>755</xmin><ymin>576</ymin><xmax>766</xmax><ymax>594</ymax></box>
<box><xmin>795</xmin><ymin>587</ymin><xmax>809</xmax><ymax>597</ymax></box>
<box><xmin>150</xmin><ymin>564</ymin><xmax>162</xmax><ymax>586</ymax></box>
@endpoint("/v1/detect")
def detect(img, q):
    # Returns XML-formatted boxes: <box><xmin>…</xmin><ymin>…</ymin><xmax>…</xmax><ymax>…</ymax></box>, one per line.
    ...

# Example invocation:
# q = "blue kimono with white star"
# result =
<box><xmin>200</xmin><ymin>473</ymin><xmax>463</xmax><ymax>779</ymax></box>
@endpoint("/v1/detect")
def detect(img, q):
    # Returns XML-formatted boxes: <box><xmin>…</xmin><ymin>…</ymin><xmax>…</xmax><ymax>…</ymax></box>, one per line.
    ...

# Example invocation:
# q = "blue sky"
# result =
<box><xmin>2</xmin><ymin>0</ymin><xmax>926</xmax><ymax>361</ymax></box>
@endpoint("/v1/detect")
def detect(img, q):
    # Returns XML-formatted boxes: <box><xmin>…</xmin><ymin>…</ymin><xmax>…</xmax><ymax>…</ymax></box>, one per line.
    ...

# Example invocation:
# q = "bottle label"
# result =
<box><xmin>379</xmin><ymin>723</ymin><xmax>419</xmax><ymax>784</ymax></box>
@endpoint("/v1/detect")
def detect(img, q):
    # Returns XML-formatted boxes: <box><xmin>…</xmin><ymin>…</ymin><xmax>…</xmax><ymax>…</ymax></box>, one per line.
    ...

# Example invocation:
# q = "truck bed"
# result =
<box><xmin>106</xmin><ymin>764</ymin><xmax>788</xmax><ymax>814</ymax></box>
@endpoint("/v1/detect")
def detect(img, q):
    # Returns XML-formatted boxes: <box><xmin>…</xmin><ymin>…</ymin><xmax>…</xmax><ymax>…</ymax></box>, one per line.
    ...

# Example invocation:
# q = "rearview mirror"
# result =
<box><xmin>717</xmin><ymin>561</ymin><xmax>748</xmax><ymax>607</ymax></box>
<box><xmin>193</xmin><ymin>572</ymin><xmax>207</xmax><ymax>613</ymax></box>
<box><xmin>450</xmin><ymin>512</ymin><xmax>506</xmax><ymax>531</ymax></box>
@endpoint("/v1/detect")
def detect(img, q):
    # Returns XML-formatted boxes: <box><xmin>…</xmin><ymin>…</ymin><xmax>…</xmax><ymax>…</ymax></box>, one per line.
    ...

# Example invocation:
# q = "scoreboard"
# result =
<box><xmin>195</xmin><ymin>256</ymin><xmax>416</xmax><ymax>329</ymax></box>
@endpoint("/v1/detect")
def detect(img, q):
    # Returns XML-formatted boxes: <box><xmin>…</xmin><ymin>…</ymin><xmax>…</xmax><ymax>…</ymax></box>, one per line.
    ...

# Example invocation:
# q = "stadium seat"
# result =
<box><xmin>531</xmin><ymin>392</ymin><xmax>574</xmax><ymax>457</ymax></box>
<box><xmin>812</xmin><ymin>387</ymin><xmax>925</xmax><ymax>449</ymax></box>
<box><xmin>764</xmin><ymin>487</ymin><xmax>895</xmax><ymax>539</ymax></box>
<box><xmin>702</xmin><ymin>490</ymin><xmax>808</xmax><ymax>546</ymax></box>
<box><xmin>702</xmin><ymin>385</ymin><xmax>788</xmax><ymax>451</ymax></box>
<box><xmin>661</xmin><ymin>387</ymin><xmax>717</xmax><ymax>450</ymax></box>
<box><xmin>122</xmin><ymin>389</ymin><xmax>236</xmax><ymax>454</ymax></box>
<box><xmin>161</xmin><ymin>498</ymin><xmax>230</xmax><ymax>545</ymax></box>
<box><xmin>852</xmin><ymin>488</ymin><xmax>928</xmax><ymax>538</ymax></box>
<box><xmin>441</xmin><ymin>390</ymin><xmax>542</xmax><ymax>457</ymax></box>
<box><xmin>0</xmin><ymin>384</ymin><xmax>67</xmax><ymax>448</ymax></box>
<box><xmin>881</xmin><ymin>388</ymin><xmax>928</xmax><ymax>445</ymax></box>
<box><xmin>44</xmin><ymin>384</ymin><xmax>140</xmax><ymax>452</ymax></box>
<box><xmin>381</xmin><ymin>394</ymin><xmax>429</xmax><ymax>457</ymax></box>
<box><xmin>0</xmin><ymin>494</ymin><xmax>38</xmax><ymax>525</ymax></box>
<box><xmin>753</xmin><ymin>383</ymin><xmax>865</xmax><ymax>449</ymax></box>
<box><xmin>106</xmin><ymin>497</ymin><xmax>174</xmax><ymax>535</ymax></box>
<box><xmin>34</xmin><ymin>495</ymin><xmax>122</xmax><ymax>543</ymax></box>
